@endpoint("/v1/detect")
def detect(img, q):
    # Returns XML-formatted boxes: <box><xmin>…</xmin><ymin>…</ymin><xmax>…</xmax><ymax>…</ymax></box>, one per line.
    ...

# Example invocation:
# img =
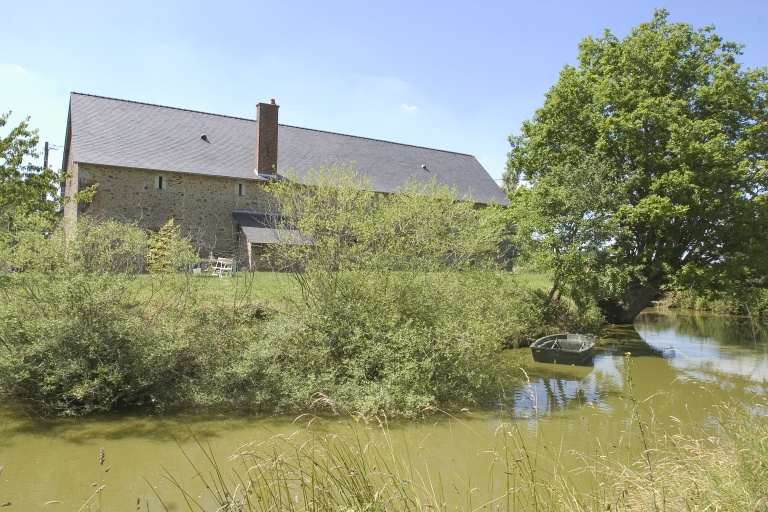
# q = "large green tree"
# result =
<box><xmin>0</xmin><ymin>112</ymin><xmax>62</xmax><ymax>232</ymax></box>
<box><xmin>505</xmin><ymin>10</ymin><xmax>768</xmax><ymax>323</ymax></box>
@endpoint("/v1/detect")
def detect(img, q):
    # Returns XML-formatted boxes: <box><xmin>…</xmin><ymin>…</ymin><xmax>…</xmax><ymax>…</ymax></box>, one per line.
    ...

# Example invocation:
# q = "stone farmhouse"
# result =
<box><xmin>62</xmin><ymin>93</ymin><xmax>508</xmax><ymax>269</ymax></box>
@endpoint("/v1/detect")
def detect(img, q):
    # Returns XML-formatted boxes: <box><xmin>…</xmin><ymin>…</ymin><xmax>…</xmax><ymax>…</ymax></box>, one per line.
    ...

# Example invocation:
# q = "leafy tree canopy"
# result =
<box><xmin>0</xmin><ymin>112</ymin><xmax>62</xmax><ymax>232</ymax></box>
<box><xmin>504</xmin><ymin>10</ymin><xmax>768</xmax><ymax>323</ymax></box>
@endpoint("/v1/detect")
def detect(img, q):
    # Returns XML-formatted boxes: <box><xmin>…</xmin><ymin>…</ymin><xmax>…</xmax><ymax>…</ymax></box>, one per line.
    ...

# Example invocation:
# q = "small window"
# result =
<box><xmin>155</xmin><ymin>175</ymin><xmax>166</xmax><ymax>189</ymax></box>
<box><xmin>236</xmin><ymin>183</ymin><xmax>245</xmax><ymax>196</ymax></box>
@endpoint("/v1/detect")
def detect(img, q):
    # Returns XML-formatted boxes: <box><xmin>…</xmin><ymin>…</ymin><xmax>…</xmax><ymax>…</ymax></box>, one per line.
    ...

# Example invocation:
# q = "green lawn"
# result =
<box><xmin>129</xmin><ymin>271</ymin><xmax>297</xmax><ymax>306</ymax></box>
<box><xmin>130</xmin><ymin>270</ymin><xmax>552</xmax><ymax>308</ymax></box>
<box><xmin>511</xmin><ymin>270</ymin><xmax>552</xmax><ymax>292</ymax></box>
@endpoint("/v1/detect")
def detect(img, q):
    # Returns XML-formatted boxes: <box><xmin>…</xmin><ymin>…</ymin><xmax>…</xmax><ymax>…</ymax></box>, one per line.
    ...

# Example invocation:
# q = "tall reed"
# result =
<box><xmin>155</xmin><ymin>414</ymin><xmax>451</xmax><ymax>511</ymax></box>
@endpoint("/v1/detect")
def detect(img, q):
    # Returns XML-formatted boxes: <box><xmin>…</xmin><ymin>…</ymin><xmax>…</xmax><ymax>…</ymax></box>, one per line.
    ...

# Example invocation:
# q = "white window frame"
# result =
<box><xmin>155</xmin><ymin>175</ymin><xmax>166</xmax><ymax>189</ymax></box>
<box><xmin>236</xmin><ymin>183</ymin><xmax>245</xmax><ymax>196</ymax></box>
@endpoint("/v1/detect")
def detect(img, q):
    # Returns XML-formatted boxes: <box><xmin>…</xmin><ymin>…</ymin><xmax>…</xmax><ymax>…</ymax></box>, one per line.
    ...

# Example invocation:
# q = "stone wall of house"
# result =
<box><xmin>72</xmin><ymin>164</ymin><xmax>277</xmax><ymax>262</ymax></box>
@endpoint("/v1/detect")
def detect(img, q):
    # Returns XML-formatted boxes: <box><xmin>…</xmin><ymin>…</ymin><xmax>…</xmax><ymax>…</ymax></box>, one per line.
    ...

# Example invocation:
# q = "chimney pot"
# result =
<box><xmin>270</xmin><ymin>99</ymin><xmax>276</xmax><ymax>105</ymax></box>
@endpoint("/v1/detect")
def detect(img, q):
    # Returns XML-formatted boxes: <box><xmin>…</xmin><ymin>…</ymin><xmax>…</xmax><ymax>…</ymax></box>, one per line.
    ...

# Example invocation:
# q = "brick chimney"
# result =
<box><xmin>255</xmin><ymin>99</ymin><xmax>279</xmax><ymax>175</ymax></box>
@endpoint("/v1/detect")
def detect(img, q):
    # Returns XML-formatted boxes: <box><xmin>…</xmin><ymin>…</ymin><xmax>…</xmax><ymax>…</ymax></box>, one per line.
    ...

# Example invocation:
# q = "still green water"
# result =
<box><xmin>1</xmin><ymin>310</ymin><xmax>765</xmax><ymax>510</ymax></box>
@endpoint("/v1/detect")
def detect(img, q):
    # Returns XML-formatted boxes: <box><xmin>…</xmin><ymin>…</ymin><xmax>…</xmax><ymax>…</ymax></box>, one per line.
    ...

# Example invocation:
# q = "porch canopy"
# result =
<box><xmin>232</xmin><ymin>211</ymin><xmax>312</xmax><ymax>246</ymax></box>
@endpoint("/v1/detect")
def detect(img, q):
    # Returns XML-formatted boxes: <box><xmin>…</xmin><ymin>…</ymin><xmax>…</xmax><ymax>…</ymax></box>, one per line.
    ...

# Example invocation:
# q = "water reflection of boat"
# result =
<box><xmin>531</xmin><ymin>333</ymin><xmax>596</xmax><ymax>366</ymax></box>
<box><xmin>511</xmin><ymin>363</ymin><xmax>601</xmax><ymax>416</ymax></box>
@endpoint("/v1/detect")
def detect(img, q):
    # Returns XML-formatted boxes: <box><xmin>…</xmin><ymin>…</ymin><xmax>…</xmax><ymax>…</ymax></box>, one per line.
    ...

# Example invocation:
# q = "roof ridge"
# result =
<box><xmin>279</xmin><ymin>124</ymin><xmax>474</xmax><ymax>158</ymax></box>
<box><xmin>71</xmin><ymin>92</ymin><xmax>473</xmax><ymax>157</ymax></box>
<box><xmin>70</xmin><ymin>92</ymin><xmax>254</xmax><ymax>123</ymax></box>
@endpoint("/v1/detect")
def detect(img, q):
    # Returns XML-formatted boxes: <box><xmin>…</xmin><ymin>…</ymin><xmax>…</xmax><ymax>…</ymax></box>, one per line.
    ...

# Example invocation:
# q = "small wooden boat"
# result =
<box><xmin>530</xmin><ymin>333</ymin><xmax>596</xmax><ymax>366</ymax></box>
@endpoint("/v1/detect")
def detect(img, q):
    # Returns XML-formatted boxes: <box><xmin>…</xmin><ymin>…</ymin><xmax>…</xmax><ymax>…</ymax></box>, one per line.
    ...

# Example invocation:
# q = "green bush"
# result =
<box><xmin>0</xmin><ymin>273</ymin><xmax>194</xmax><ymax>415</ymax></box>
<box><xmin>0</xmin><ymin>221</ymin><xmax>187</xmax><ymax>415</ymax></box>
<box><xmin>0</xmin><ymin>220</ymin><xmax>275</xmax><ymax>416</ymax></box>
<box><xmin>260</xmin><ymin>164</ymin><xmax>531</xmax><ymax>415</ymax></box>
<box><xmin>146</xmin><ymin>218</ymin><xmax>198</xmax><ymax>273</ymax></box>
<box><xmin>0</xmin><ymin>174</ymin><xmax>599</xmax><ymax>417</ymax></box>
<box><xmin>263</xmin><ymin>272</ymin><xmax>510</xmax><ymax>415</ymax></box>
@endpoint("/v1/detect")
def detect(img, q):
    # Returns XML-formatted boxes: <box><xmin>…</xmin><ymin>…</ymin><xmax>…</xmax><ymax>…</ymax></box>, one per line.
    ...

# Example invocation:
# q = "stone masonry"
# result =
<box><xmin>65</xmin><ymin>163</ymin><xmax>276</xmax><ymax>263</ymax></box>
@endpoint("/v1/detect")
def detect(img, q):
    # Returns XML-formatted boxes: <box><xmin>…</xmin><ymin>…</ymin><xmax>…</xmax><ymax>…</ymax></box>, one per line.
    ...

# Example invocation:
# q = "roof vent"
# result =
<box><xmin>421</xmin><ymin>164</ymin><xmax>427</xmax><ymax>170</ymax></box>
<box><xmin>201</xmin><ymin>134</ymin><xmax>209</xmax><ymax>142</ymax></box>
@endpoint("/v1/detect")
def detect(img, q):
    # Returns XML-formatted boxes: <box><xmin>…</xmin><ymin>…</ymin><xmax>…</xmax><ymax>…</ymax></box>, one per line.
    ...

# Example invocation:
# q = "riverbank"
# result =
<box><xmin>655</xmin><ymin>288</ymin><xmax>768</xmax><ymax>317</ymax></box>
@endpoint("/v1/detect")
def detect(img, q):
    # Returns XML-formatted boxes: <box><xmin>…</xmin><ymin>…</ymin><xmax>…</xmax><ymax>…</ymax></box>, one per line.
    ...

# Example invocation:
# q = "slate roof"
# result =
<box><xmin>232</xmin><ymin>211</ymin><xmax>312</xmax><ymax>245</ymax></box>
<box><xmin>64</xmin><ymin>92</ymin><xmax>508</xmax><ymax>206</ymax></box>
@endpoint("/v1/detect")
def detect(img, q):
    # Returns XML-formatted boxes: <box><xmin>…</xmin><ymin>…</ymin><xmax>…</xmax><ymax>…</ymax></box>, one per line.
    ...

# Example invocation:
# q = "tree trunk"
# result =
<box><xmin>543</xmin><ymin>276</ymin><xmax>560</xmax><ymax>307</ymax></box>
<box><xmin>599</xmin><ymin>284</ymin><xmax>660</xmax><ymax>324</ymax></box>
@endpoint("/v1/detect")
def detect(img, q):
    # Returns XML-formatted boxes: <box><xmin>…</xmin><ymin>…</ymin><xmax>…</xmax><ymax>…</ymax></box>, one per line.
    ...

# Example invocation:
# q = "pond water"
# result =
<box><xmin>1</xmin><ymin>310</ymin><xmax>766</xmax><ymax>510</ymax></box>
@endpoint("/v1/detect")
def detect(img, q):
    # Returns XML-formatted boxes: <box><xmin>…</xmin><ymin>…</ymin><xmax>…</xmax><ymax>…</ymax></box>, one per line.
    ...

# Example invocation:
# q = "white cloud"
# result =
<box><xmin>401</xmin><ymin>103</ymin><xmax>418</xmax><ymax>112</ymax></box>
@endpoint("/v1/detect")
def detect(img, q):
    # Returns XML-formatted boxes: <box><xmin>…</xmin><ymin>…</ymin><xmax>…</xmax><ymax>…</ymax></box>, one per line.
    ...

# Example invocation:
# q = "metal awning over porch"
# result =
<box><xmin>232</xmin><ymin>211</ymin><xmax>312</xmax><ymax>245</ymax></box>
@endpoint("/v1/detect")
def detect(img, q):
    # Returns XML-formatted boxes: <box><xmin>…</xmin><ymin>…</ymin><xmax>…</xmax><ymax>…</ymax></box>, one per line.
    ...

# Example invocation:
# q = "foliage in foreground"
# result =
<box><xmin>505</xmin><ymin>9</ymin><xmax>768</xmax><ymax>324</ymax></box>
<box><xmin>260</xmin><ymin>165</ymin><xmax>600</xmax><ymax>414</ymax></box>
<box><xmin>0</xmin><ymin>220</ymin><xmax>189</xmax><ymax>414</ymax></box>
<box><xmin>0</xmin><ymin>219</ymin><xmax>274</xmax><ymax>415</ymax></box>
<box><xmin>571</xmin><ymin>359</ymin><xmax>768</xmax><ymax>511</ymax></box>
<box><xmin>0</xmin><ymin>167</ymin><xmax>601</xmax><ymax>416</ymax></box>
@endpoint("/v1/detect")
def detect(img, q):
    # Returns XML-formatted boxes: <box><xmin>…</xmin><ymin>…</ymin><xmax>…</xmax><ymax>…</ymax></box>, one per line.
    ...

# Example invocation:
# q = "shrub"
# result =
<box><xmin>0</xmin><ymin>171</ymin><xmax>598</xmax><ymax>417</ymax></box>
<box><xmin>146</xmin><ymin>218</ymin><xmax>198</xmax><ymax>274</ymax></box>
<box><xmin>261</xmin><ymin>164</ymin><xmax>522</xmax><ymax>415</ymax></box>
<box><xmin>0</xmin><ymin>221</ymin><xmax>272</xmax><ymax>415</ymax></box>
<box><xmin>0</xmin><ymin>220</ymin><xmax>187</xmax><ymax>415</ymax></box>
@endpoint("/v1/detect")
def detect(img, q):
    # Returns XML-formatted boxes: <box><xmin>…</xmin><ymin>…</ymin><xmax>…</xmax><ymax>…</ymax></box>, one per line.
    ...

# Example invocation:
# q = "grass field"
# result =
<box><xmin>511</xmin><ymin>269</ymin><xmax>553</xmax><ymax>292</ymax></box>
<box><xmin>134</xmin><ymin>269</ymin><xmax>554</xmax><ymax>306</ymax></box>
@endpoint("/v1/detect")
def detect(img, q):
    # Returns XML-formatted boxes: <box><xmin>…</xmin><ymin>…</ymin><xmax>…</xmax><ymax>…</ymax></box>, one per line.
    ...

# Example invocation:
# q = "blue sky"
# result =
<box><xmin>2</xmin><ymin>0</ymin><xmax>766</xmax><ymax>183</ymax></box>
